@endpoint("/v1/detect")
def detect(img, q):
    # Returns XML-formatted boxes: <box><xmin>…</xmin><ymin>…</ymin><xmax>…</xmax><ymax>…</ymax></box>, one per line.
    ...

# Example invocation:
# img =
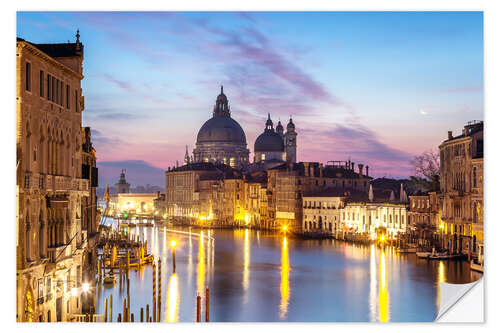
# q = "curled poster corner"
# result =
<box><xmin>436</xmin><ymin>278</ymin><xmax>484</xmax><ymax>322</ymax></box>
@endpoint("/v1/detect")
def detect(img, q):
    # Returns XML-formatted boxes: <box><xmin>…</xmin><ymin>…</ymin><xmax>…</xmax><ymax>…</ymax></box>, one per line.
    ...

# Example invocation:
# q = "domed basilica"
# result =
<box><xmin>189</xmin><ymin>86</ymin><xmax>297</xmax><ymax>169</ymax></box>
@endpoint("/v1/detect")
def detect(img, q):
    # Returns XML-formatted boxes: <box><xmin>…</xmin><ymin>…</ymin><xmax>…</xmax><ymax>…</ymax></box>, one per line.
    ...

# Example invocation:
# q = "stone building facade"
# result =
<box><xmin>16</xmin><ymin>34</ymin><xmax>97</xmax><ymax>322</ymax></box>
<box><xmin>439</xmin><ymin>121</ymin><xmax>483</xmax><ymax>255</ymax></box>
<box><xmin>266</xmin><ymin>161</ymin><xmax>371</xmax><ymax>232</ymax></box>
<box><xmin>342</xmin><ymin>202</ymin><xmax>408</xmax><ymax>237</ymax></box>
<box><xmin>302</xmin><ymin>193</ymin><xmax>346</xmax><ymax>235</ymax></box>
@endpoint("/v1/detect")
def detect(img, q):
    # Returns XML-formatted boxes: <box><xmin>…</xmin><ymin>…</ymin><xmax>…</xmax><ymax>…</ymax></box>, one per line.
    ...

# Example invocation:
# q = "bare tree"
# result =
<box><xmin>410</xmin><ymin>150</ymin><xmax>440</xmax><ymax>191</ymax></box>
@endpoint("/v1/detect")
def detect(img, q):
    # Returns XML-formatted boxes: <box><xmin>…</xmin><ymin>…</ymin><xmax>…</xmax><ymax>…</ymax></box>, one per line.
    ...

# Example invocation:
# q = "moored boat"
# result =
<box><xmin>416</xmin><ymin>251</ymin><xmax>432</xmax><ymax>258</ymax></box>
<box><xmin>103</xmin><ymin>274</ymin><xmax>116</xmax><ymax>285</ymax></box>
<box><xmin>397</xmin><ymin>247</ymin><xmax>417</xmax><ymax>254</ymax></box>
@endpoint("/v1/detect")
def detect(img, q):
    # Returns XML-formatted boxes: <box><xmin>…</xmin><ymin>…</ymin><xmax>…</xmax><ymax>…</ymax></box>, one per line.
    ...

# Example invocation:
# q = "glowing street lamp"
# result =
<box><xmin>82</xmin><ymin>282</ymin><xmax>90</xmax><ymax>293</ymax></box>
<box><xmin>71</xmin><ymin>287</ymin><xmax>78</xmax><ymax>297</ymax></box>
<box><xmin>171</xmin><ymin>239</ymin><xmax>177</xmax><ymax>273</ymax></box>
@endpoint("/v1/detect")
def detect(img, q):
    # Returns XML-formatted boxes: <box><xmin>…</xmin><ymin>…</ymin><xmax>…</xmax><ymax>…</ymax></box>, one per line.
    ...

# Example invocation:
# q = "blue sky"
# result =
<box><xmin>17</xmin><ymin>11</ymin><xmax>483</xmax><ymax>186</ymax></box>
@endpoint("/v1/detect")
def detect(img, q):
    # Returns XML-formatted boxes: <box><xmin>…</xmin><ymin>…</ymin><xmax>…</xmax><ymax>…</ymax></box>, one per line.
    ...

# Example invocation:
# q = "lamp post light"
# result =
<box><xmin>170</xmin><ymin>239</ymin><xmax>177</xmax><ymax>273</ymax></box>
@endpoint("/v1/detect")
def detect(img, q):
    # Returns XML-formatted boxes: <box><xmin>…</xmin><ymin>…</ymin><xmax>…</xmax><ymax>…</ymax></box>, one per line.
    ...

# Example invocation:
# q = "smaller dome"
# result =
<box><xmin>254</xmin><ymin>131</ymin><xmax>284</xmax><ymax>152</ymax></box>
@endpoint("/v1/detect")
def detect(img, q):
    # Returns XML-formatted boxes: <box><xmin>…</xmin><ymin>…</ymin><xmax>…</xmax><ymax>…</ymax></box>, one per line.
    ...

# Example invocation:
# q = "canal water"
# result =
<box><xmin>94</xmin><ymin>223</ymin><xmax>481</xmax><ymax>322</ymax></box>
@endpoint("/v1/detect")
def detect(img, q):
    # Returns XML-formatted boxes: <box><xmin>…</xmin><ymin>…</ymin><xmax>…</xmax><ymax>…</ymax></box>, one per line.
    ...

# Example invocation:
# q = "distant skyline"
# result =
<box><xmin>17</xmin><ymin>11</ymin><xmax>483</xmax><ymax>184</ymax></box>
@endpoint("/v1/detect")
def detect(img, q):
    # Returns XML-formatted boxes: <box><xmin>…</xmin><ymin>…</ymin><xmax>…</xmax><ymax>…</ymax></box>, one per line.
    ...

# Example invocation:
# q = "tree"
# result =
<box><xmin>410</xmin><ymin>150</ymin><xmax>440</xmax><ymax>191</ymax></box>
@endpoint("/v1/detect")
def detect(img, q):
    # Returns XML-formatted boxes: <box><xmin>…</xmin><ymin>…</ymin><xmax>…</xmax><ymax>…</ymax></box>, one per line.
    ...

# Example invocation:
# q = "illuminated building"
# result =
<box><xmin>439</xmin><ymin>121</ymin><xmax>483</xmax><ymax>255</ymax></box>
<box><xmin>302</xmin><ymin>191</ymin><xmax>347</xmax><ymax>235</ymax></box>
<box><xmin>16</xmin><ymin>32</ymin><xmax>97</xmax><ymax>321</ymax></box>
<box><xmin>267</xmin><ymin>161</ymin><xmax>371</xmax><ymax>232</ymax></box>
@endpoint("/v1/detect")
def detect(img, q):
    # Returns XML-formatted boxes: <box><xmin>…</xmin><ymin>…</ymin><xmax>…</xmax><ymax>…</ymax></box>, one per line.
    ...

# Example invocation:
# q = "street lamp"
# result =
<box><xmin>71</xmin><ymin>287</ymin><xmax>78</xmax><ymax>297</ymax></box>
<box><xmin>82</xmin><ymin>282</ymin><xmax>90</xmax><ymax>293</ymax></box>
<box><xmin>170</xmin><ymin>239</ymin><xmax>177</xmax><ymax>273</ymax></box>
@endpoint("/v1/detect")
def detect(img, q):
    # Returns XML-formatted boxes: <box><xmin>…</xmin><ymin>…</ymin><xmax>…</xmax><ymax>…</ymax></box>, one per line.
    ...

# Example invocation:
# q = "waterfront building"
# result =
<box><xmin>16</xmin><ymin>33</ymin><xmax>97</xmax><ymax>321</ymax></box>
<box><xmin>342</xmin><ymin>200</ymin><xmax>408</xmax><ymax>237</ymax></box>
<box><xmin>302</xmin><ymin>190</ymin><xmax>347</xmax><ymax>235</ymax></box>
<box><xmin>267</xmin><ymin>161</ymin><xmax>371</xmax><ymax>232</ymax></box>
<box><xmin>192</xmin><ymin>86</ymin><xmax>250</xmax><ymax>168</ymax></box>
<box><xmin>108</xmin><ymin>171</ymin><xmax>163</xmax><ymax>217</ymax></box>
<box><xmin>438</xmin><ymin>121</ymin><xmax>483</xmax><ymax>255</ymax></box>
<box><xmin>408</xmin><ymin>191</ymin><xmax>440</xmax><ymax>244</ymax></box>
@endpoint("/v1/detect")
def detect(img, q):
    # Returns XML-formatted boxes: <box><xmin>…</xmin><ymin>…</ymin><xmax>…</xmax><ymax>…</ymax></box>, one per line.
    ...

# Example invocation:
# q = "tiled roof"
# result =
<box><xmin>18</xmin><ymin>37</ymin><xmax>83</xmax><ymax>58</ymax></box>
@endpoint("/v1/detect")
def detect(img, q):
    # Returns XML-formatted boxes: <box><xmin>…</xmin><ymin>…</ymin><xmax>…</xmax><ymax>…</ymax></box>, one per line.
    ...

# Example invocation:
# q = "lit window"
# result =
<box><xmin>230</xmin><ymin>157</ymin><xmax>235</xmax><ymax>167</ymax></box>
<box><xmin>261</xmin><ymin>154</ymin><xmax>265</xmax><ymax>161</ymax></box>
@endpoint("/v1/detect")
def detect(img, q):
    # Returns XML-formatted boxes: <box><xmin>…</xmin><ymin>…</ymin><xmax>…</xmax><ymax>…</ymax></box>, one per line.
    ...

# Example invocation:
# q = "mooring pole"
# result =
<box><xmin>205</xmin><ymin>287</ymin><xmax>210</xmax><ymax>322</ymax></box>
<box><xmin>196</xmin><ymin>294</ymin><xmax>201</xmax><ymax>322</ymax></box>
<box><xmin>157</xmin><ymin>259</ymin><xmax>162</xmax><ymax>322</ymax></box>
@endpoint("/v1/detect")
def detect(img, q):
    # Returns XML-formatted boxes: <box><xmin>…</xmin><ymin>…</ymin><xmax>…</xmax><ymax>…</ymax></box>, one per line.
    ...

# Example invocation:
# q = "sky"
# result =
<box><xmin>17</xmin><ymin>11</ymin><xmax>483</xmax><ymax>186</ymax></box>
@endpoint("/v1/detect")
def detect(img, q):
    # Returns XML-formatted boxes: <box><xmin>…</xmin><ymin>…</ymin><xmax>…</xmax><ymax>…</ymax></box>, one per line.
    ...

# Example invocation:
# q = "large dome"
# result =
<box><xmin>196</xmin><ymin>116</ymin><xmax>247</xmax><ymax>145</ymax></box>
<box><xmin>254</xmin><ymin>131</ymin><xmax>284</xmax><ymax>152</ymax></box>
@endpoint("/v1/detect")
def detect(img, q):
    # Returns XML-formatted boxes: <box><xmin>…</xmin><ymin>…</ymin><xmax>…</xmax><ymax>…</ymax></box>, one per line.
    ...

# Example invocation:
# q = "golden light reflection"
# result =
<box><xmin>243</xmin><ymin>229</ymin><xmax>250</xmax><ymax>302</ymax></box>
<box><xmin>166</xmin><ymin>273</ymin><xmax>179</xmax><ymax>322</ymax></box>
<box><xmin>378</xmin><ymin>251</ymin><xmax>390</xmax><ymax>322</ymax></box>
<box><xmin>437</xmin><ymin>261</ymin><xmax>445</xmax><ymax>309</ymax></box>
<box><xmin>197</xmin><ymin>231</ymin><xmax>205</xmax><ymax>298</ymax></box>
<box><xmin>279</xmin><ymin>236</ymin><xmax>290</xmax><ymax>319</ymax></box>
<box><xmin>369</xmin><ymin>244</ymin><xmax>377</xmax><ymax>322</ymax></box>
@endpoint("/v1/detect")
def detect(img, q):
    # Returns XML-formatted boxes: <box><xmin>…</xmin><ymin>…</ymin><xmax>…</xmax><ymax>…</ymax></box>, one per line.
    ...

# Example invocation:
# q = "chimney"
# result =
<box><xmin>304</xmin><ymin>162</ymin><xmax>309</xmax><ymax>177</ymax></box>
<box><xmin>365</xmin><ymin>165</ymin><xmax>369</xmax><ymax>177</ymax></box>
<box><xmin>448</xmin><ymin>131</ymin><xmax>453</xmax><ymax>140</ymax></box>
<box><xmin>358</xmin><ymin>164</ymin><xmax>364</xmax><ymax>178</ymax></box>
<box><xmin>310</xmin><ymin>165</ymin><xmax>314</xmax><ymax>177</ymax></box>
<box><xmin>157</xmin><ymin>191</ymin><xmax>160</xmax><ymax>198</ymax></box>
<box><xmin>319</xmin><ymin>163</ymin><xmax>323</xmax><ymax>178</ymax></box>
<box><xmin>351</xmin><ymin>162</ymin><xmax>354</xmax><ymax>170</ymax></box>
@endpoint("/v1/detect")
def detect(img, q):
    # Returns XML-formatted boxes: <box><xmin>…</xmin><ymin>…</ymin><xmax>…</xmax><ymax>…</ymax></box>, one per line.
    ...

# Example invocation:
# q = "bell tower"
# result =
<box><xmin>284</xmin><ymin>117</ymin><xmax>297</xmax><ymax>163</ymax></box>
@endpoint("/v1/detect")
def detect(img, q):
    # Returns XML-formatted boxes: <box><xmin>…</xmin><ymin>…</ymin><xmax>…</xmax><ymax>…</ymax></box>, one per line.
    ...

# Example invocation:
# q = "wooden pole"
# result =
<box><xmin>117</xmin><ymin>313</ymin><xmax>121</xmax><ymax>322</ymax></box>
<box><xmin>146</xmin><ymin>304</ymin><xmax>149</xmax><ymax>323</ymax></box>
<box><xmin>196</xmin><ymin>294</ymin><xmax>201</xmax><ymax>322</ymax></box>
<box><xmin>131</xmin><ymin>313</ymin><xmax>134</xmax><ymax>322</ymax></box>
<box><xmin>109</xmin><ymin>294</ymin><xmax>113</xmax><ymax>322</ymax></box>
<box><xmin>152</xmin><ymin>262</ymin><xmax>156</xmax><ymax>322</ymax></box>
<box><xmin>157</xmin><ymin>259</ymin><xmax>161</xmax><ymax>322</ymax></box>
<box><xmin>104</xmin><ymin>297</ymin><xmax>108</xmax><ymax>322</ymax></box>
<box><xmin>140</xmin><ymin>307</ymin><xmax>144</xmax><ymax>322</ymax></box>
<box><xmin>123</xmin><ymin>297</ymin><xmax>127</xmax><ymax>322</ymax></box>
<box><xmin>205</xmin><ymin>287</ymin><xmax>209</xmax><ymax>322</ymax></box>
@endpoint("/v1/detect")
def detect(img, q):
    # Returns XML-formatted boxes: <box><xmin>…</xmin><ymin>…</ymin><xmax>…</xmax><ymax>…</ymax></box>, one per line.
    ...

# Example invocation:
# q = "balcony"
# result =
<box><xmin>48</xmin><ymin>244</ymin><xmax>68</xmax><ymax>263</ymax></box>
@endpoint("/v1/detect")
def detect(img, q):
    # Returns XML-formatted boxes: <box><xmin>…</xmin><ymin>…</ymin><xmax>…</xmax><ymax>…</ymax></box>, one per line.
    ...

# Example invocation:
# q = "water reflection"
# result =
<box><xmin>369</xmin><ymin>244</ymin><xmax>377</xmax><ymax>322</ymax></box>
<box><xmin>166</xmin><ymin>273</ymin><xmax>179</xmax><ymax>322</ymax></box>
<box><xmin>243</xmin><ymin>229</ymin><xmax>250</xmax><ymax>303</ymax></box>
<box><xmin>436</xmin><ymin>261</ymin><xmax>445</xmax><ymax>309</ymax></box>
<box><xmin>280</xmin><ymin>236</ymin><xmax>290</xmax><ymax>319</ymax></box>
<box><xmin>379</xmin><ymin>250</ymin><xmax>390</xmax><ymax>322</ymax></box>
<box><xmin>197</xmin><ymin>231</ymin><xmax>205</xmax><ymax>303</ymax></box>
<box><xmin>95</xmin><ymin>221</ymin><xmax>479</xmax><ymax>322</ymax></box>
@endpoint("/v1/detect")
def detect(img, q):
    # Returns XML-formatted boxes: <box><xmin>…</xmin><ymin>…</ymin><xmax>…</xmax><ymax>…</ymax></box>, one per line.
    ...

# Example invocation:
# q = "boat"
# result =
<box><xmin>416</xmin><ymin>251</ymin><xmax>432</xmax><ymax>258</ymax></box>
<box><xmin>397</xmin><ymin>247</ymin><xmax>417</xmax><ymax>254</ymax></box>
<box><xmin>103</xmin><ymin>274</ymin><xmax>116</xmax><ymax>285</ymax></box>
<box><xmin>470</xmin><ymin>260</ymin><xmax>484</xmax><ymax>273</ymax></box>
<box><xmin>470</xmin><ymin>244</ymin><xmax>484</xmax><ymax>273</ymax></box>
